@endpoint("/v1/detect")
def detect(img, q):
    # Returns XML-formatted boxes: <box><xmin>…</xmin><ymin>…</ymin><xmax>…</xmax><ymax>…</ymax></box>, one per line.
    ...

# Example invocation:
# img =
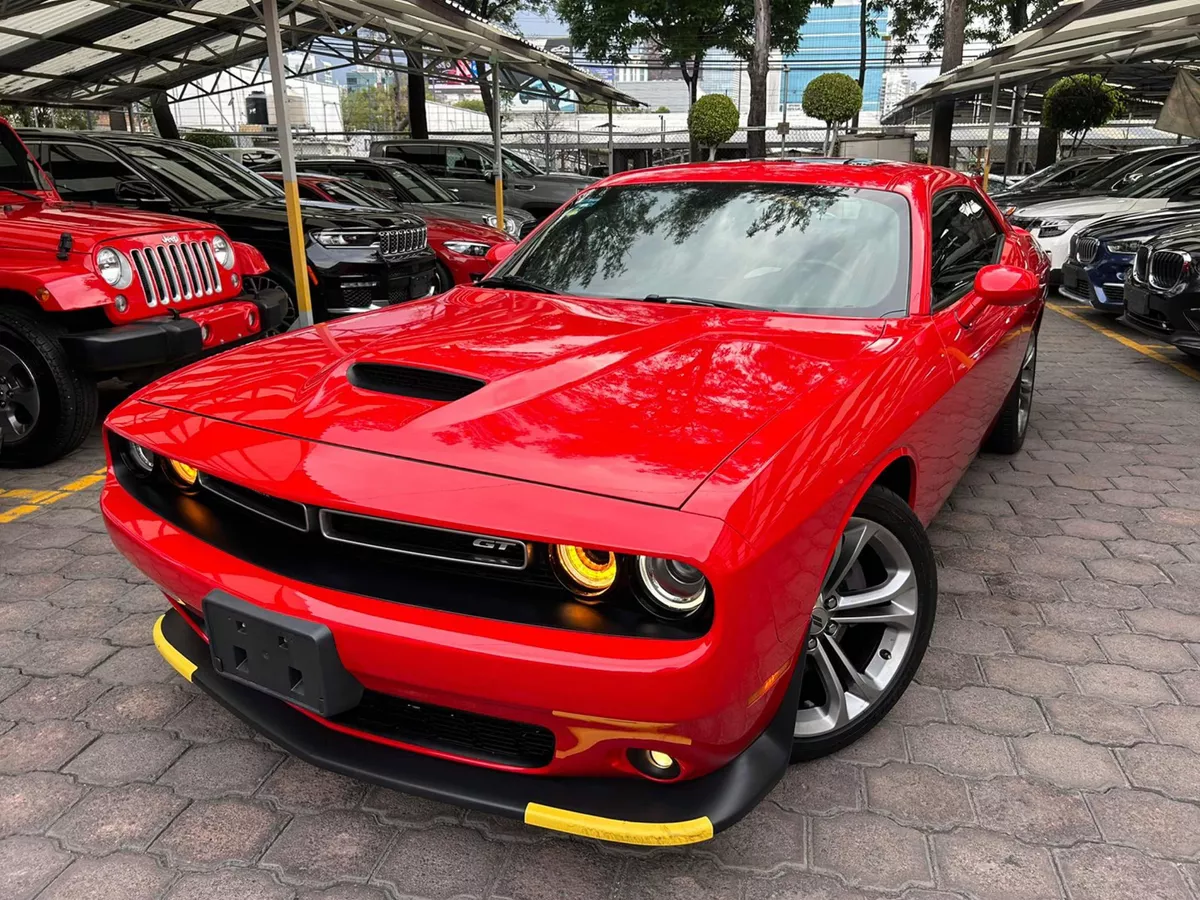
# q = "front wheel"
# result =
<box><xmin>984</xmin><ymin>331</ymin><xmax>1037</xmax><ymax>454</ymax></box>
<box><xmin>245</xmin><ymin>273</ymin><xmax>297</xmax><ymax>335</ymax></box>
<box><xmin>791</xmin><ymin>485</ymin><xmax>937</xmax><ymax>762</ymax></box>
<box><xmin>0</xmin><ymin>307</ymin><xmax>98</xmax><ymax>468</ymax></box>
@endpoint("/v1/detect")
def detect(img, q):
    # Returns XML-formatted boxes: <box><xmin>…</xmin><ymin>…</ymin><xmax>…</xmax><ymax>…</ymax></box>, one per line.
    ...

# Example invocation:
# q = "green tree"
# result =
<box><xmin>655</xmin><ymin>105</ymin><xmax>671</xmax><ymax>113</ymax></box>
<box><xmin>802</xmin><ymin>73</ymin><xmax>862</xmax><ymax>153</ymax></box>
<box><xmin>1042</xmin><ymin>74</ymin><xmax>1125</xmax><ymax>153</ymax></box>
<box><xmin>183</xmin><ymin>129</ymin><xmax>235</xmax><ymax>149</ymax></box>
<box><xmin>453</xmin><ymin>98</ymin><xmax>488</xmax><ymax>112</ymax></box>
<box><xmin>340</xmin><ymin>84</ymin><xmax>404</xmax><ymax>132</ymax></box>
<box><xmin>0</xmin><ymin>105</ymin><xmax>89</xmax><ymax>129</ymax></box>
<box><xmin>885</xmin><ymin>0</ymin><xmax>1059</xmax><ymax>64</ymax></box>
<box><xmin>689</xmin><ymin>94</ymin><xmax>738</xmax><ymax>159</ymax></box>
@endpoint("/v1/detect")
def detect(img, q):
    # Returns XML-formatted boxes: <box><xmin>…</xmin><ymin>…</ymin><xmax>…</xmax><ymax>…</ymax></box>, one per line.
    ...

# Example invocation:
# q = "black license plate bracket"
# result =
<box><xmin>203</xmin><ymin>590</ymin><xmax>363</xmax><ymax>717</ymax></box>
<box><xmin>1126</xmin><ymin>284</ymin><xmax>1149</xmax><ymax>316</ymax></box>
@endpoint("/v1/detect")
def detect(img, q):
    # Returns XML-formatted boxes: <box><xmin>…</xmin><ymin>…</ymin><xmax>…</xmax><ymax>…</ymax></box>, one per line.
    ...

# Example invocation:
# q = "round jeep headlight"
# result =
<box><xmin>636</xmin><ymin>556</ymin><xmax>707</xmax><ymax>616</ymax></box>
<box><xmin>553</xmin><ymin>545</ymin><xmax>617</xmax><ymax>597</ymax></box>
<box><xmin>96</xmin><ymin>248</ymin><xmax>132</xmax><ymax>288</ymax></box>
<box><xmin>211</xmin><ymin>235</ymin><xmax>234</xmax><ymax>270</ymax></box>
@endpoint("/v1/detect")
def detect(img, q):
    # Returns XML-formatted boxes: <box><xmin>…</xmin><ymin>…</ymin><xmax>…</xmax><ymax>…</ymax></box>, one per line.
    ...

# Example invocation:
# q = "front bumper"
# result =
<box><xmin>153</xmin><ymin>604</ymin><xmax>801</xmax><ymax>845</ymax></box>
<box><xmin>309</xmin><ymin>247</ymin><xmax>437</xmax><ymax>316</ymax></box>
<box><xmin>61</xmin><ymin>289</ymin><xmax>287</xmax><ymax>374</ymax></box>
<box><xmin>1121</xmin><ymin>280</ymin><xmax>1200</xmax><ymax>352</ymax></box>
<box><xmin>1059</xmin><ymin>262</ymin><xmax>1125</xmax><ymax>312</ymax></box>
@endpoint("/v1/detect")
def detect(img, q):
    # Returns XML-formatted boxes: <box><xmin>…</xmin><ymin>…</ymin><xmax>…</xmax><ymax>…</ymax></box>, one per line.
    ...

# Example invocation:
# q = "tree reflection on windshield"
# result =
<box><xmin>505</xmin><ymin>182</ymin><xmax>910</xmax><ymax>318</ymax></box>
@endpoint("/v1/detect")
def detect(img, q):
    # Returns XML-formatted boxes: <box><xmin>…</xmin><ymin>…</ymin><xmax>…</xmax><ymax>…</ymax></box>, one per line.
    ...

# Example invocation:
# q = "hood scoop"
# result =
<box><xmin>347</xmin><ymin>363</ymin><xmax>485</xmax><ymax>402</ymax></box>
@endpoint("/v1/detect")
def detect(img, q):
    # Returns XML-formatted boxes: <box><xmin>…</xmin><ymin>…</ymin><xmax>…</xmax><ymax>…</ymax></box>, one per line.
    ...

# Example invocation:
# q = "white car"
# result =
<box><xmin>1011</xmin><ymin>155</ymin><xmax>1200</xmax><ymax>272</ymax></box>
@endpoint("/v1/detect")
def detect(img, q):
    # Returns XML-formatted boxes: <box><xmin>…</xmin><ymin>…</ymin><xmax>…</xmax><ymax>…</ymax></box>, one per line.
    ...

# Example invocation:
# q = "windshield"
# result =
<box><xmin>1074</xmin><ymin>153</ymin><xmax>1157</xmax><ymax>190</ymax></box>
<box><xmin>317</xmin><ymin>179</ymin><xmax>397</xmax><ymax>208</ymax></box>
<box><xmin>121</xmin><ymin>141</ymin><xmax>282</xmax><ymax>204</ymax></box>
<box><xmin>500</xmin><ymin>182</ymin><xmax>911</xmax><ymax>317</ymax></box>
<box><xmin>0</xmin><ymin>126</ymin><xmax>48</xmax><ymax>193</ymax></box>
<box><xmin>1017</xmin><ymin>157</ymin><xmax>1104</xmax><ymax>190</ymax></box>
<box><xmin>384</xmin><ymin>163</ymin><xmax>456</xmax><ymax>202</ymax></box>
<box><xmin>1118</xmin><ymin>157</ymin><xmax>1200</xmax><ymax>197</ymax></box>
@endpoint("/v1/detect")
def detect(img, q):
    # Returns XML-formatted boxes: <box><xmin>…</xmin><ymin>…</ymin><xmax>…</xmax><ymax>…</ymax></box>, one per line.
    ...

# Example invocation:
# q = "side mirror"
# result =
<box><xmin>484</xmin><ymin>242</ymin><xmax>517</xmax><ymax>269</ymax></box>
<box><xmin>483</xmin><ymin>171</ymin><xmax>497</xmax><ymax>185</ymax></box>
<box><xmin>974</xmin><ymin>264</ymin><xmax>1040</xmax><ymax>305</ymax></box>
<box><xmin>114</xmin><ymin>179</ymin><xmax>164</xmax><ymax>203</ymax></box>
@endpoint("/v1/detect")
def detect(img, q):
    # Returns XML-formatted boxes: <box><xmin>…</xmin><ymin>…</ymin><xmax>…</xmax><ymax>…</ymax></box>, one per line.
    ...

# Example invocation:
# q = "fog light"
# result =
<box><xmin>231</xmin><ymin>273</ymin><xmax>240</xmax><ymax>288</ymax></box>
<box><xmin>126</xmin><ymin>442</ymin><xmax>155</xmax><ymax>474</ymax></box>
<box><xmin>628</xmin><ymin>748</ymin><xmax>680</xmax><ymax>780</ymax></box>
<box><xmin>247</xmin><ymin>310</ymin><xmax>257</xmax><ymax>329</ymax></box>
<box><xmin>114</xmin><ymin>294</ymin><xmax>128</xmax><ymax>313</ymax></box>
<box><xmin>552</xmin><ymin>545</ymin><xmax>617</xmax><ymax>597</ymax></box>
<box><xmin>200</xmin><ymin>324</ymin><xmax>212</xmax><ymax>343</ymax></box>
<box><xmin>167</xmin><ymin>459</ymin><xmax>199</xmax><ymax>488</ymax></box>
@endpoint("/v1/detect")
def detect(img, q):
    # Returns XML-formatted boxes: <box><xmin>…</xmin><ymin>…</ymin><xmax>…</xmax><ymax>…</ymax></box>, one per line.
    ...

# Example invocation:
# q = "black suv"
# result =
<box><xmin>21</xmin><ymin>130</ymin><xmax>437</xmax><ymax>330</ymax></box>
<box><xmin>1122</xmin><ymin>223</ymin><xmax>1200</xmax><ymax>359</ymax></box>
<box><xmin>369</xmin><ymin>139</ymin><xmax>594</xmax><ymax>222</ymax></box>
<box><xmin>256</xmin><ymin>156</ymin><xmax>536</xmax><ymax>238</ymax></box>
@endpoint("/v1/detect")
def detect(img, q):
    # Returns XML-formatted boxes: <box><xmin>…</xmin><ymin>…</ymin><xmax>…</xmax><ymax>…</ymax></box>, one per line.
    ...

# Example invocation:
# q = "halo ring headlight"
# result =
<box><xmin>96</xmin><ymin>248</ymin><xmax>133</xmax><ymax>289</ymax></box>
<box><xmin>636</xmin><ymin>556</ymin><xmax>707</xmax><ymax>616</ymax></box>
<box><xmin>211</xmin><ymin>235</ymin><xmax>235</xmax><ymax>270</ymax></box>
<box><xmin>125</xmin><ymin>442</ymin><xmax>155</xmax><ymax>474</ymax></box>
<box><xmin>552</xmin><ymin>545</ymin><xmax>617</xmax><ymax>597</ymax></box>
<box><xmin>166</xmin><ymin>458</ymin><xmax>199</xmax><ymax>488</ymax></box>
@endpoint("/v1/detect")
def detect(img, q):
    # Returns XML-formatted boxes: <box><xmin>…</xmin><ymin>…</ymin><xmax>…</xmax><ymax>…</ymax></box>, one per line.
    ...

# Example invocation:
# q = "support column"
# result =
<box><xmin>149</xmin><ymin>93</ymin><xmax>179</xmax><ymax>140</ymax></box>
<box><xmin>1035</xmin><ymin>125</ymin><xmax>1058</xmax><ymax>169</ymax></box>
<box><xmin>492</xmin><ymin>56</ymin><xmax>504</xmax><ymax>233</ymax></box>
<box><xmin>607</xmin><ymin>100</ymin><xmax>614</xmax><ymax>174</ymax></box>
<box><xmin>982</xmin><ymin>76</ymin><xmax>1000</xmax><ymax>192</ymax></box>
<box><xmin>264</xmin><ymin>0</ymin><xmax>314</xmax><ymax>328</ymax></box>
<box><xmin>929</xmin><ymin>99</ymin><xmax>954</xmax><ymax>167</ymax></box>
<box><xmin>1005</xmin><ymin>85</ymin><xmax>1026</xmax><ymax>179</ymax></box>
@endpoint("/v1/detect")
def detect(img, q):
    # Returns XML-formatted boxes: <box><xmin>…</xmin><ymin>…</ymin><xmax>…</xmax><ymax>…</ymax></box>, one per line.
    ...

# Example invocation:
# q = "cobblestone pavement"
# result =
<box><xmin>2</xmin><ymin>305</ymin><xmax>1200</xmax><ymax>900</ymax></box>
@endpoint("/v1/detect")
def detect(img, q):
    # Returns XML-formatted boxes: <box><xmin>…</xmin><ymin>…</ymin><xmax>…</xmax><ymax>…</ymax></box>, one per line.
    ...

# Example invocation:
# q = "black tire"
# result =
<box><xmin>791</xmin><ymin>485</ymin><xmax>937</xmax><ymax>762</ymax></box>
<box><xmin>431</xmin><ymin>262</ymin><xmax>455</xmax><ymax>295</ymax></box>
<box><xmin>245</xmin><ymin>272</ymin><xmax>298</xmax><ymax>334</ymax></box>
<box><xmin>983</xmin><ymin>331</ymin><xmax>1037</xmax><ymax>455</ymax></box>
<box><xmin>0</xmin><ymin>306</ymin><xmax>98</xmax><ymax>468</ymax></box>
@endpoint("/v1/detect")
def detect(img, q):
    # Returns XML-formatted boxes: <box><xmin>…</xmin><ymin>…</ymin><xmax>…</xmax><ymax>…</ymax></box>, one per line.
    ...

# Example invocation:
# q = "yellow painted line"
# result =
<box><xmin>1047</xmin><ymin>304</ymin><xmax>1200</xmax><ymax>382</ymax></box>
<box><xmin>524</xmin><ymin>802</ymin><xmax>713</xmax><ymax>846</ymax></box>
<box><xmin>0</xmin><ymin>467</ymin><xmax>107</xmax><ymax>524</ymax></box>
<box><xmin>153</xmin><ymin>614</ymin><xmax>197</xmax><ymax>682</ymax></box>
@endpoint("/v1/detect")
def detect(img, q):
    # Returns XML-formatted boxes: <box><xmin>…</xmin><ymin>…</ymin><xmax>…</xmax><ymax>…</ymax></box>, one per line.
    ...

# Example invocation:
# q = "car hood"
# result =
<box><xmin>134</xmin><ymin>288</ymin><xmax>886</xmax><ymax>508</ymax></box>
<box><xmin>199</xmin><ymin>197</ymin><xmax>426</xmax><ymax>233</ymax></box>
<box><xmin>0</xmin><ymin>199</ymin><xmax>224</xmax><ymax>254</ymax></box>
<box><xmin>404</xmin><ymin>200</ymin><xmax>533</xmax><ymax>225</ymax></box>
<box><xmin>533</xmin><ymin>171</ymin><xmax>597</xmax><ymax>187</ymax></box>
<box><xmin>423</xmin><ymin>216</ymin><xmax>509</xmax><ymax>244</ymax></box>
<box><xmin>1016</xmin><ymin>196</ymin><xmax>1159</xmax><ymax>219</ymax></box>
<box><xmin>1082</xmin><ymin>205</ymin><xmax>1200</xmax><ymax>242</ymax></box>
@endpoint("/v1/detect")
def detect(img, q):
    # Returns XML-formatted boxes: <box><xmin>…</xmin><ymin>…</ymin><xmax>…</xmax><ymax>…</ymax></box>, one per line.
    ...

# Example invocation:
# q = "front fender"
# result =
<box><xmin>233</xmin><ymin>241</ymin><xmax>270</xmax><ymax>276</ymax></box>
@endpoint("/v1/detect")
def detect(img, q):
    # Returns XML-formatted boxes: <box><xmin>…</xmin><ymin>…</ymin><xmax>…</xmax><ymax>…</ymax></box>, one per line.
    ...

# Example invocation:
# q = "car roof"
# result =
<box><xmin>595</xmin><ymin>158</ymin><xmax>973</xmax><ymax>193</ymax></box>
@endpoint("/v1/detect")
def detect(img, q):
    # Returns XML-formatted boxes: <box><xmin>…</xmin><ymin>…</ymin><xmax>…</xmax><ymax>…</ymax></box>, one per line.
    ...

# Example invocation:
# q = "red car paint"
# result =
<box><xmin>263</xmin><ymin>172</ymin><xmax>514</xmax><ymax>287</ymax></box>
<box><xmin>103</xmin><ymin>160</ymin><xmax>1045</xmax><ymax>785</ymax></box>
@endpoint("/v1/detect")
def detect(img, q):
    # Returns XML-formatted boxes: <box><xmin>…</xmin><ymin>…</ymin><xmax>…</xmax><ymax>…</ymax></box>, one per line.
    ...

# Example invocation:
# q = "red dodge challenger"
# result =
<box><xmin>102</xmin><ymin>160</ymin><xmax>1046</xmax><ymax>845</ymax></box>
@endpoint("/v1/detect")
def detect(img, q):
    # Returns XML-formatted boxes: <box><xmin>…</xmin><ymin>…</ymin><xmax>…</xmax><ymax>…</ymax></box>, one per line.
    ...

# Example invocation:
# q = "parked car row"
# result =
<box><xmin>0</xmin><ymin>121</ymin><xmax>552</xmax><ymax>468</ymax></box>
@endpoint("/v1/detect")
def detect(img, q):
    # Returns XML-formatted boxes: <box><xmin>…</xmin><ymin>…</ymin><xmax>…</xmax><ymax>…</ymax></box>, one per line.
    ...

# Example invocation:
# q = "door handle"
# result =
<box><xmin>955</xmin><ymin>294</ymin><xmax>987</xmax><ymax>330</ymax></box>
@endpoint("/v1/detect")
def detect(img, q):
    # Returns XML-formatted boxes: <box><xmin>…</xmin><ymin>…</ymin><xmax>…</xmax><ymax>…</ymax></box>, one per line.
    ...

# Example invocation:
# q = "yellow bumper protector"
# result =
<box><xmin>524</xmin><ymin>803</ymin><xmax>713</xmax><ymax>845</ymax></box>
<box><xmin>153</xmin><ymin>614</ymin><xmax>197</xmax><ymax>683</ymax></box>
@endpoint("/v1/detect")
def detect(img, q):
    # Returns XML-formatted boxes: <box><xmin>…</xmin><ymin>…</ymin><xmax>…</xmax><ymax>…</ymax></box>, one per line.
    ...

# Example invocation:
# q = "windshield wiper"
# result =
<box><xmin>642</xmin><ymin>293</ymin><xmax>749</xmax><ymax>309</ymax></box>
<box><xmin>0</xmin><ymin>185</ymin><xmax>45</xmax><ymax>203</ymax></box>
<box><xmin>477</xmin><ymin>274</ymin><xmax>561</xmax><ymax>295</ymax></box>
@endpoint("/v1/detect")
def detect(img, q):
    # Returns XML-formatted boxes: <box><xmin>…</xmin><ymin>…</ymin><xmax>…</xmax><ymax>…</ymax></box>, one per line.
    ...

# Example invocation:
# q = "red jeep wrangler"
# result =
<box><xmin>0</xmin><ymin>118</ymin><xmax>286</xmax><ymax>466</ymax></box>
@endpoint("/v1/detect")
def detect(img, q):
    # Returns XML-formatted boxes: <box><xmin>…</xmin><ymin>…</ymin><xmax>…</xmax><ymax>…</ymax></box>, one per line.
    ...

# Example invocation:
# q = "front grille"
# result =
<box><xmin>378</xmin><ymin>226</ymin><xmax>427</xmax><ymax>258</ymax></box>
<box><xmin>1149</xmin><ymin>250</ymin><xmax>1190</xmax><ymax>292</ymax></box>
<box><xmin>1132</xmin><ymin>246</ymin><xmax>1151</xmax><ymax>283</ymax></box>
<box><xmin>198</xmin><ymin>473</ymin><xmax>310</xmax><ymax>532</ymax></box>
<box><xmin>333</xmin><ymin>690</ymin><xmax>555</xmax><ymax>768</ymax></box>
<box><xmin>132</xmin><ymin>239</ymin><xmax>221</xmax><ymax>307</ymax></box>
<box><xmin>347</xmin><ymin>363</ymin><xmax>484</xmax><ymax>401</ymax></box>
<box><xmin>1075</xmin><ymin>236</ymin><xmax>1100</xmax><ymax>265</ymax></box>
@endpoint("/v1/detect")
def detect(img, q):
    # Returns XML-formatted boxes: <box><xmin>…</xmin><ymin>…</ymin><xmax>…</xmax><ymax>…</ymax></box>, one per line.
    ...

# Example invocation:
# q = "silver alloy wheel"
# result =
<box><xmin>0</xmin><ymin>345</ymin><xmax>39</xmax><ymax>444</ymax></box>
<box><xmin>794</xmin><ymin>518</ymin><xmax>920</xmax><ymax>738</ymax></box>
<box><xmin>1017</xmin><ymin>335</ymin><xmax>1037</xmax><ymax>437</ymax></box>
<box><xmin>244</xmin><ymin>275</ymin><xmax>296</xmax><ymax>334</ymax></box>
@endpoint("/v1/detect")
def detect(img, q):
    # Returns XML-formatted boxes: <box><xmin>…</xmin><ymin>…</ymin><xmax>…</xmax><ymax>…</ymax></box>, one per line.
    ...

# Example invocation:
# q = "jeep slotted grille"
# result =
<box><xmin>132</xmin><ymin>239</ymin><xmax>222</xmax><ymax>306</ymax></box>
<box><xmin>378</xmin><ymin>225</ymin><xmax>427</xmax><ymax>257</ymax></box>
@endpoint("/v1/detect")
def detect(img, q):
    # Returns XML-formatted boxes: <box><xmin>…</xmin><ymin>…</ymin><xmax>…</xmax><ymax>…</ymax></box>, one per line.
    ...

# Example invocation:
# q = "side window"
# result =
<box><xmin>295</xmin><ymin>182</ymin><xmax>324</xmax><ymax>201</ymax></box>
<box><xmin>930</xmin><ymin>190</ymin><xmax>1003</xmax><ymax>310</ymax></box>
<box><xmin>389</xmin><ymin>144</ymin><xmax>448</xmax><ymax>177</ymax></box>
<box><xmin>445</xmin><ymin>146</ymin><xmax>488</xmax><ymax>179</ymax></box>
<box><xmin>41</xmin><ymin>142</ymin><xmax>140</xmax><ymax>203</ymax></box>
<box><xmin>1170</xmin><ymin>172</ymin><xmax>1200</xmax><ymax>202</ymax></box>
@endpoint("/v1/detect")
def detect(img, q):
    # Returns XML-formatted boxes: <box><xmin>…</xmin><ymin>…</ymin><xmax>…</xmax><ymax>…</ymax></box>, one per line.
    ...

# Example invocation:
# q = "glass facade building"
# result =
<box><xmin>781</xmin><ymin>1</ymin><xmax>889</xmax><ymax>115</ymax></box>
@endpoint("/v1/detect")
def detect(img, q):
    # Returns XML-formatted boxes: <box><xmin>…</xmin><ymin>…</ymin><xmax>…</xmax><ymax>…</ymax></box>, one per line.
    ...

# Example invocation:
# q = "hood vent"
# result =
<box><xmin>347</xmin><ymin>363</ymin><xmax>485</xmax><ymax>402</ymax></box>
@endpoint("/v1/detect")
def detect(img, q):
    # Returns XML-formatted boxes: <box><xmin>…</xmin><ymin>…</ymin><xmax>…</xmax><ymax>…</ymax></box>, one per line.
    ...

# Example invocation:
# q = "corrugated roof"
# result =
<box><xmin>0</xmin><ymin>0</ymin><xmax>642</xmax><ymax>108</ymax></box>
<box><xmin>883</xmin><ymin>0</ymin><xmax>1200</xmax><ymax>122</ymax></box>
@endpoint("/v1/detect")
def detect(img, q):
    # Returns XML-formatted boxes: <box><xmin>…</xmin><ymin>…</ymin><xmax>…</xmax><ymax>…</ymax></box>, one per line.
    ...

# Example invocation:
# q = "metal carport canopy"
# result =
<box><xmin>883</xmin><ymin>0</ymin><xmax>1200</xmax><ymax>121</ymax></box>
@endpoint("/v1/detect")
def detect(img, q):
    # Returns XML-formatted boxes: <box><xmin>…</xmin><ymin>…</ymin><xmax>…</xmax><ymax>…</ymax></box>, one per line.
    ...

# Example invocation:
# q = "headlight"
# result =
<box><xmin>96</xmin><ymin>248</ymin><xmax>132</xmax><ymax>289</ymax></box>
<box><xmin>636</xmin><ymin>556</ymin><xmax>708</xmax><ymax>616</ymax></box>
<box><xmin>166</xmin><ymin>458</ymin><xmax>199</xmax><ymax>488</ymax></box>
<box><xmin>311</xmin><ymin>230</ymin><xmax>380</xmax><ymax>248</ymax></box>
<box><xmin>483</xmin><ymin>214</ymin><xmax>521</xmax><ymax>237</ymax></box>
<box><xmin>1107</xmin><ymin>240</ymin><xmax>1142</xmax><ymax>254</ymax></box>
<box><xmin>211</xmin><ymin>235</ymin><xmax>235</xmax><ymax>270</ymax></box>
<box><xmin>1037</xmin><ymin>218</ymin><xmax>1085</xmax><ymax>238</ymax></box>
<box><xmin>443</xmin><ymin>240</ymin><xmax>491</xmax><ymax>257</ymax></box>
<box><xmin>125</xmin><ymin>442</ymin><xmax>155</xmax><ymax>475</ymax></box>
<box><xmin>552</xmin><ymin>545</ymin><xmax>618</xmax><ymax>597</ymax></box>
